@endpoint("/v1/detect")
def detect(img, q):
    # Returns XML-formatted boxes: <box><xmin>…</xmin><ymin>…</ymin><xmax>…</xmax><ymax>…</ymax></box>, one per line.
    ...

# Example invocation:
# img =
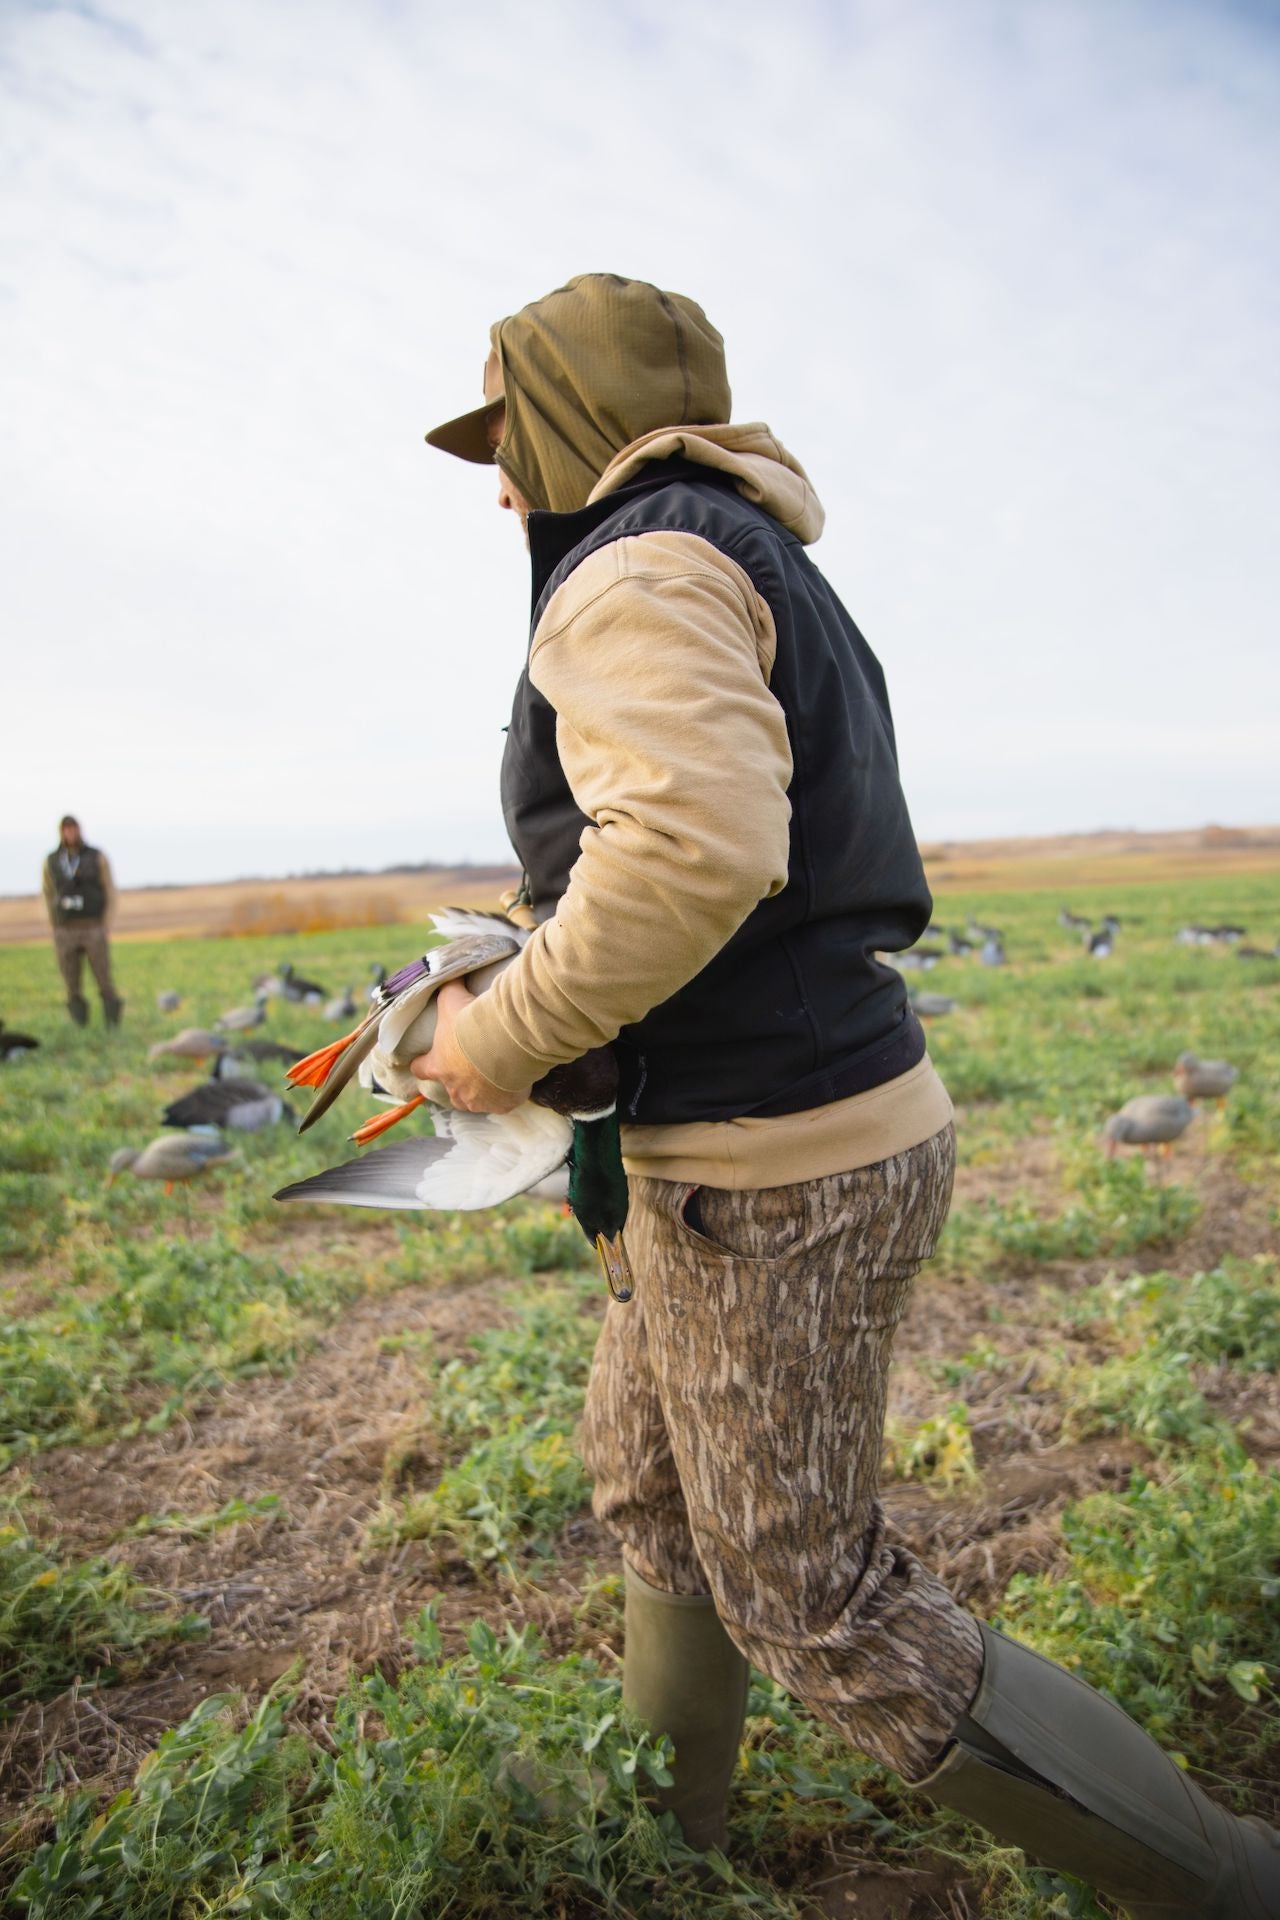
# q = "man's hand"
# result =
<box><xmin>410</xmin><ymin>979</ymin><xmax>532</xmax><ymax>1114</ymax></box>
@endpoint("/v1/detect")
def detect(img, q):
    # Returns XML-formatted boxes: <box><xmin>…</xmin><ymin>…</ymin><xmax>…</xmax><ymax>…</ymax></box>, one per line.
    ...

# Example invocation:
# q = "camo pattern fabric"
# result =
<box><xmin>579</xmin><ymin>1122</ymin><xmax>986</xmax><ymax>1781</ymax></box>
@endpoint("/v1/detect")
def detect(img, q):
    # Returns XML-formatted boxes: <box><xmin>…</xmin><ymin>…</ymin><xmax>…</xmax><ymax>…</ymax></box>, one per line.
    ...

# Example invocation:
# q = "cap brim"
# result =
<box><xmin>425</xmin><ymin>397</ymin><xmax>501</xmax><ymax>464</ymax></box>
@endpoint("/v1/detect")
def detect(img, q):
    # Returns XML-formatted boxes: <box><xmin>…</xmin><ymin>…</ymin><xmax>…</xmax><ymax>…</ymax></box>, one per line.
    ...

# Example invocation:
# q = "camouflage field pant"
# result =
<box><xmin>580</xmin><ymin>1123</ymin><xmax>985</xmax><ymax>1781</ymax></box>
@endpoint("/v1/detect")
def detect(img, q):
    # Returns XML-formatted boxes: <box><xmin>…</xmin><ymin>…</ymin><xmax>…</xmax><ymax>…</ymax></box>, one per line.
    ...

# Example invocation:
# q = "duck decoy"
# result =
<box><xmin>323</xmin><ymin>985</ymin><xmax>358</xmax><ymax>1023</ymax></box>
<box><xmin>1101</xmin><ymin>1095</ymin><xmax>1194</xmax><ymax>1159</ymax></box>
<box><xmin>162</xmin><ymin>1077</ymin><xmax>290</xmax><ymax>1132</ymax></box>
<box><xmin>1</xmin><ymin>1020</ymin><xmax>39</xmax><ymax>1060</ymax></box>
<box><xmin>279</xmin><ymin>962</ymin><xmax>327</xmax><ymax>1006</ymax></box>
<box><xmin>215</xmin><ymin>994</ymin><xmax>268</xmax><ymax>1033</ymax></box>
<box><xmin>273</xmin><ymin>910</ymin><xmax>633</xmax><ymax>1301</ymax></box>
<box><xmin>910</xmin><ymin>992</ymin><xmax>956</xmax><ymax>1018</ymax></box>
<box><xmin>1173</xmin><ymin>1052</ymin><xmax>1238</xmax><ymax>1104</ymax></box>
<box><xmin>156</xmin><ymin>990</ymin><xmax>183</xmax><ymax>1013</ymax></box>
<box><xmin>213</xmin><ymin>1037</ymin><xmax>305</xmax><ymax>1072</ymax></box>
<box><xmin>149</xmin><ymin>1027</ymin><xmax>225</xmax><ymax>1063</ymax></box>
<box><xmin>107</xmin><ymin>1132</ymin><xmax>234</xmax><ymax>1193</ymax></box>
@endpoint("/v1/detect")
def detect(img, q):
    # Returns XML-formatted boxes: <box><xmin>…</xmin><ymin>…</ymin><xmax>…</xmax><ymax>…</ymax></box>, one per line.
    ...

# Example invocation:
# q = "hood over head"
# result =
<box><xmin>429</xmin><ymin>274</ymin><xmax>732</xmax><ymax>514</ymax></box>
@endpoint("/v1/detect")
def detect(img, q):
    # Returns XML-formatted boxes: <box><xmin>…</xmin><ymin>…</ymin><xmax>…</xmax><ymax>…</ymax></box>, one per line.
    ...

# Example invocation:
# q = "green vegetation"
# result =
<box><xmin>1</xmin><ymin>1493</ymin><xmax>205</xmax><ymax>1713</ymax></box>
<box><xmin>1</xmin><ymin>872</ymin><xmax>1277</xmax><ymax>1913</ymax></box>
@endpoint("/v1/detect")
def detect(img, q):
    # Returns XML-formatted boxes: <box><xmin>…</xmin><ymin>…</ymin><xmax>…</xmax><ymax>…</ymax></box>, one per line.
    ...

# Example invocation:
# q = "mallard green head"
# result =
<box><xmin>565</xmin><ymin>1106</ymin><xmax>633</xmax><ymax>1303</ymax></box>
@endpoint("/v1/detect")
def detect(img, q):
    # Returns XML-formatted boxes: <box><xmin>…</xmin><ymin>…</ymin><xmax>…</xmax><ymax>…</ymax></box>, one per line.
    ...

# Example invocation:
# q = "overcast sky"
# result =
<box><xmin>2</xmin><ymin>0</ymin><xmax>1277</xmax><ymax>894</ymax></box>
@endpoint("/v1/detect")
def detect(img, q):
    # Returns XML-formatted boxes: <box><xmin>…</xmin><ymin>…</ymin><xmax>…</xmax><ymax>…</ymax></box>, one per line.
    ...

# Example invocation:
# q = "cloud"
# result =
<box><xmin>1</xmin><ymin>0</ymin><xmax>1277</xmax><ymax>890</ymax></box>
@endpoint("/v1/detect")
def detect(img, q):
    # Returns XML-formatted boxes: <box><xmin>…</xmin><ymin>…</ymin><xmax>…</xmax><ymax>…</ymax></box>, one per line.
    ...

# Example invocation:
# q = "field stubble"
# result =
<box><xmin>0</xmin><ymin>870</ymin><xmax>1278</xmax><ymax>1916</ymax></box>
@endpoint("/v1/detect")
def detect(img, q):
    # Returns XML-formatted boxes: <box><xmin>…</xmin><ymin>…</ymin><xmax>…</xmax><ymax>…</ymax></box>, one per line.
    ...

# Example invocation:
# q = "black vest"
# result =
<box><xmin>46</xmin><ymin>846</ymin><xmax>107</xmax><ymax>925</ymax></box>
<box><xmin>501</xmin><ymin>458</ymin><xmax>931</xmax><ymax>1125</ymax></box>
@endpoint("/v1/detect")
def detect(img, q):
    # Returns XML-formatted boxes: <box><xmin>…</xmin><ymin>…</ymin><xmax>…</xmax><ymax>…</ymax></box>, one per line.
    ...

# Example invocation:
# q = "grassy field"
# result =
<box><xmin>1</xmin><ymin>872</ymin><xmax>1278</xmax><ymax>1917</ymax></box>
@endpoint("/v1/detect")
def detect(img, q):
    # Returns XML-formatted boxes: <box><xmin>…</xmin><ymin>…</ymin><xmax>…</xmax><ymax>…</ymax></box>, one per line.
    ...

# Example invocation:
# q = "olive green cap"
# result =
<box><xmin>426</xmin><ymin>273</ymin><xmax>732</xmax><ymax>512</ymax></box>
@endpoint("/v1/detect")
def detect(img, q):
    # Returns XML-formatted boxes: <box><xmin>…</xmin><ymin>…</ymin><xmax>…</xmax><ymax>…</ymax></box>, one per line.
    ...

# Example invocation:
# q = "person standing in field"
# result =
<box><xmin>418</xmin><ymin>275</ymin><xmax>1277</xmax><ymax>1916</ymax></box>
<box><xmin>42</xmin><ymin>814</ymin><xmax>124</xmax><ymax>1027</ymax></box>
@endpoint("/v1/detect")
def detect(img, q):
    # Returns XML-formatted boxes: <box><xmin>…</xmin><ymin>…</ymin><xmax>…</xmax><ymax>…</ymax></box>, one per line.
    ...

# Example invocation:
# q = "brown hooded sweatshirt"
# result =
<box><xmin>450</xmin><ymin>279</ymin><xmax>949</xmax><ymax>1186</ymax></box>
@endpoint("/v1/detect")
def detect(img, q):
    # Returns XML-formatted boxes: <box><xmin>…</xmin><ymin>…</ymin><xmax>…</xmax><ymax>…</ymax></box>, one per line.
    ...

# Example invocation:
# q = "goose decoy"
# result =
<box><xmin>161</xmin><ymin>1077</ymin><xmax>290</xmax><ymax>1132</ymax></box>
<box><xmin>1085</xmin><ymin>928</ymin><xmax>1114</xmax><ymax>958</ymax></box>
<box><xmin>148</xmin><ymin>1027</ymin><xmax>225</xmax><ymax>1063</ymax></box>
<box><xmin>323</xmin><ymin>984</ymin><xmax>358</xmax><ymax>1023</ymax></box>
<box><xmin>1058</xmin><ymin>907</ymin><xmax>1091</xmax><ymax>932</ymax></box>
<box><xmin>1</xmin><ymin>1020</ymin><xmax>39</xmax><ymax>1060</ymax></box>
<box><xmin>156</xmin><ymin>990</ymin><xmax>183</xmax><ymax>1013</ymax></box>
<box><xmin>1175</xmin><ymin>925</ymin><xmax>1212</xmax><ymax>948</ymax></box>
<box><xmin>1235</xmin><ymin>945</ymin><xmax>1276</xmax><ymax>961</ymax></box>
<box><xmin>214</xmin><ymin>993</ymin><xmax>268</xmax><ymax>1033</ymax></box>
<box><xmin>107</xmin><ymin>1132</ymin><xmax>234</xmax><ymax>1193</ymax></box>
<box><xmin>1173</xmin><ymin>1052</ymin><xmax>1238</xmax><ymax>1104</ymax></box>
<box><xmin>947</xmin><ymin>930</ymin><xmax>974</xmax><ymax>956</ymax></box>
<box><xmin>252</xmin><ymin>972</ymin><xmax>288</xmax><ymax>999</ymax></box>
<box><xmin>279</xmin><ymin>963</ymin><xmax>327</xmax><ymax>1006</ymax></box>
<box><xmin>1101</xmin><ymin>1095</ymin><xmax>1194</xmax><ymax>1159</ymax></box>
<box><xmin>1211</xmin><ymin>925</ymin><xmax>1246</xmax><ymax>945</ymax></box>
<box><xmin>1100</xmin><ymin>913</ymin><xmax>1121</xmax><ymax>935</ymax></box>
<box><xmin>980</xmin><ymin>935</ymin><xmax>1006</xmax><ymax>968</ymax></box>
<box><xmin>367</xmin><ymin>962</ymin><xmax>388</xmax><ymax>1003</ymax></box>
<box><xmin>273</xmin><ymin>910</ymin><xmax>633</xmax><ymax>1301</ymax></box>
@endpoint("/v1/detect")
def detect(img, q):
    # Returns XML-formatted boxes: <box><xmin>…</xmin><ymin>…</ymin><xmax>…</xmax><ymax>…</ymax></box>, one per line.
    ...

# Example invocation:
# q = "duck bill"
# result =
<box><xmin>594</xmin><ymin>1230</ymin><xmax>634</xmax><ymax>1304</ymax></box>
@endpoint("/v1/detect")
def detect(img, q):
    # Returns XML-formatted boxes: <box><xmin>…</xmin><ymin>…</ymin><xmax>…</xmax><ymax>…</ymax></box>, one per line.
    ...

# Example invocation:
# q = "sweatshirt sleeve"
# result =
<box><xmin>454</xmin><ymin>531</ymin><xmax>793</xmax><ymax>1093</ymax></box>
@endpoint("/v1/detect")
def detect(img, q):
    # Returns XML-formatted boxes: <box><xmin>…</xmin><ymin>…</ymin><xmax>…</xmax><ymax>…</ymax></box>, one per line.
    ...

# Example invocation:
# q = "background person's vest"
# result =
<box><xmin>500</xmin><ymin>459</ymin><xmax>931</xmax><ymax>1127</ymax></box>
<box><xmin>46</xmin><ymin>846</ymin><xmax>107</xmax><ymax>925</ymax></box>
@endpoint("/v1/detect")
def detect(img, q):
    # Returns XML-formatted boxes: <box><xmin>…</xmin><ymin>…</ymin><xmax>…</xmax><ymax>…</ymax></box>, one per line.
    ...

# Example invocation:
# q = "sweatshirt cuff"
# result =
<box><xmin>453</xmin><ymin>997</ymin><xmax>558</xmax><ymax>1096</ymax></box>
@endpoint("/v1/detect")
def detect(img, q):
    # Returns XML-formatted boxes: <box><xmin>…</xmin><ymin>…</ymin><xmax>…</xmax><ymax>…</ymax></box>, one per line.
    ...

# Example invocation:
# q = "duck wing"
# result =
<box><xmin>275</xmin><ymin>1104</ymin><xmax>570</xmax><ymax>1212</ymax></box>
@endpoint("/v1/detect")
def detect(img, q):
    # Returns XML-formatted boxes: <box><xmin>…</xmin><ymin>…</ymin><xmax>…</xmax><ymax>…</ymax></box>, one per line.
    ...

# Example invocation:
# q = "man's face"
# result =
<box><xmin>482</xmin><ymin>350</ymin><xmax>533</xmax><ymax>544</ymax></box>
<box><xmin>60</xmin><ymin>820</ymin><xmax>82</xmax><ymax>851</ymax></box>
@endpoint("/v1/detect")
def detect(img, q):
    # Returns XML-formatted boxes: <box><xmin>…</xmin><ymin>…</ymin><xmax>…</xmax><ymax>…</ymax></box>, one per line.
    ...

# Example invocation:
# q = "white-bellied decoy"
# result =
<box><xmin>1173</xmin><ymin>1052</ymin><xmax>1238</xmax><ymax>1104</ymax></box>
<box><xmin>156</xmin><ymin>990</ymin><xmax>183</xmax><ymax>1013</ymax></box>
<box><xmin>1</xmin><ymin>1020</ymin><xmax>39</xmax><ymax>1060</ymax></box>
<box><xmin>215</xmin><ymin>994</ymin><xmax>268</xmax><ymax>1033</ymax></box>
<box><xmin>1101</xmin><ymin>1095</ymin><xmax>1194</xmax><ymax>1159</ymax></box>
<box><xmin>323</xmin><ymin>985</ymin><xmax>358</xmax><ymax>1023</ymax></box>
<box><xmin>107</xmin><ymin>1132</ymin><xmax>234</xmax><ymax>1193</ymax></box>
<box><xmin>162</xmin><ymin>1077</ymin><xmax>290</xmax><ymax>1132</ymax></box>
<box><xmin>280</xmin><ymin>963</ymin><xmax>327</xmax><ymax>1006</ymax></box>
<box><xmin>980</xmin><ymin>935</ymin><xmax>1006</xmax><ymax>967</ymax></box>
<box><xmin>1085</xmin><ymin>928</ymin><xmax>1114</xmax><ymax>958</ymax></box>
<box><xmin>274</xmin><ymin>910</ymin><xmax>633</xmax><ymax>1301</ymax></box>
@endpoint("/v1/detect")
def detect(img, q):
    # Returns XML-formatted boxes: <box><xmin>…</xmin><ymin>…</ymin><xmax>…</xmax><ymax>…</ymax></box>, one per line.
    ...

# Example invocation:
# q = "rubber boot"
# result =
<box><xmin>67</xmin><ymin>995</ymin><xmax>88</xmax><ymax>1027</ymax></box>
<box><xmin>103</xmin><ymin>995</ymin><xmax>124</xmax><ymax>1028</ymax></box>
<box><xmin>622</xmin><ymin>1564</ymin><xmax>749</xmax><ymax>1852</ymax></box>
<box><xmin>918</xmin><ymin>1622</ymin><xmax>1280</xmax><ymax>1917</ymax></box>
